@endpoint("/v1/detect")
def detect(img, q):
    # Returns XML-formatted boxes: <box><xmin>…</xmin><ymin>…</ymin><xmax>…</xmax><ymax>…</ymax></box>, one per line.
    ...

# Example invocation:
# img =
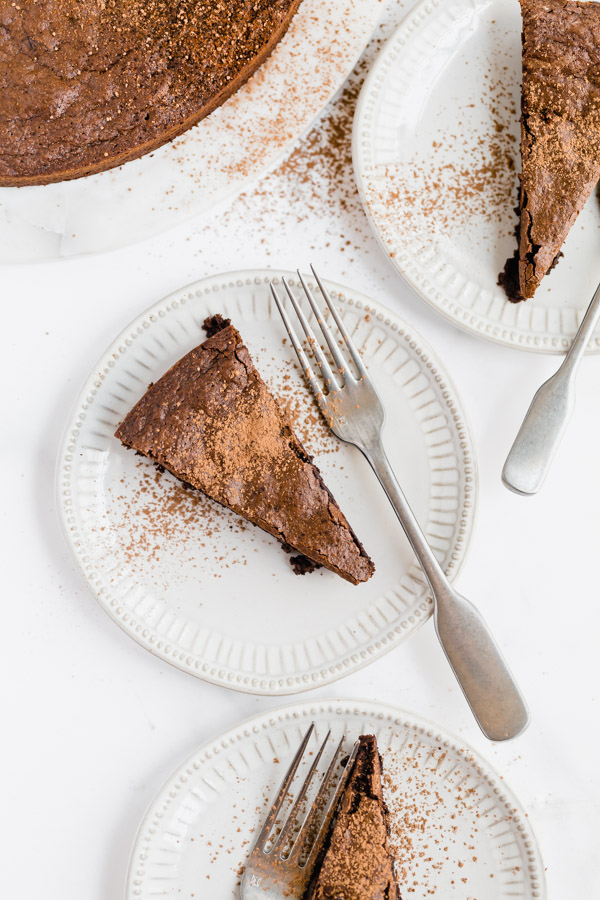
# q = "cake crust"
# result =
<box><xmin>115</xmin><ymin>317</ymin><xmax>374</xmax><ymax>585</ymax></box>
<box><xmin>500</xmin><ymin>0</ymin><xmax>600</xmax><ymax>300</ymax></box>
<box><xmin>0</xmin><ymin>0</ymin><xmax>302</xmax><ymax>186</ymax></box>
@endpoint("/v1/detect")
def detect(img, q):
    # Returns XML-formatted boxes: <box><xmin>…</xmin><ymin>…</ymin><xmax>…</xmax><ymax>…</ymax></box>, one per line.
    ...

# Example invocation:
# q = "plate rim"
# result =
<box><xmin>125</xmin><ymin>696</ymin><xmax>547</xmax><ymax>900</ymax></box>
<box><xmin>56</xmin><ymin>267</ymin><xmax>478</xmax><ymax>695</ymax></box>
<box><xmin>352</xmin><ymin>0</ymin><xmax>600</xmax><ymax>356</ymax></box>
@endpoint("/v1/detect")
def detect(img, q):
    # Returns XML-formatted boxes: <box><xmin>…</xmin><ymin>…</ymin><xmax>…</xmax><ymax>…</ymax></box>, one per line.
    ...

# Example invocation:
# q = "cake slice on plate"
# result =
<box><xmin>115</xmin><ymin>315</ymin><xmax>374</xmax><ymax>585</ymax></box>
<box><xmin>304</xmin><ymin>734</ymin><xmax>400</xmax><ymax>899</ymax></box>
<box><xmin>501</xmin><ymin>0</ymin><xmax>600</xmax><ymax>301</ymax></box>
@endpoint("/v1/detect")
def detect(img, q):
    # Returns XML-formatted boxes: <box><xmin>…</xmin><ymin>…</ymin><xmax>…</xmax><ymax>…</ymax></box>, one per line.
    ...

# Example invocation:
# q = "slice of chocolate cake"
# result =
<box><xmin>500</xmin><ymin>0</ymin><xmax>600</xmax><ymax>301</ymax></box>
<box><xmin>115</xmin><ymin>316</ymin><xmax>374</xmax><ymax>585</ymax></box>
<box><xmin>305</xmin><ymin>735</ymin><xmax>400</xmax><ymax>900</ymax></box>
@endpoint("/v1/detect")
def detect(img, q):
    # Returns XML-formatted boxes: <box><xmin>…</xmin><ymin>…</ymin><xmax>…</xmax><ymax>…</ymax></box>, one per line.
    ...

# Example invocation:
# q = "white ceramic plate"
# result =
<box><xmin>126</xmin><ymin>699</ymin><xmax>545</xmax><ymax>899</ymax></box>
<box><xmin>57</xmin><ymin>269</ymin><xmax>476</xmax><ymax>694</ymax></box>
<box><xmin>0</xmin><ymin>0</ymin><xmax>381</xmax><ymax>263</ymax></box>
<box><xmin>353</xmin><ymin>0</ymin><xmax>600</xmax><ymax>354</ymax></box>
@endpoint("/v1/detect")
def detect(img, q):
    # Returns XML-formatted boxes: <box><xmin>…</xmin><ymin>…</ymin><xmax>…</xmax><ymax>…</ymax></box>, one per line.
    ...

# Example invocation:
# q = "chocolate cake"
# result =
<box><xmin>115</xmin><ymin>316</ymin><xmax>375</xmax><ymax>585</ymax></box>
<box><xmin>0</xmin><ymin>0</ymin><xmax>302</xmax><ymax>186</ymax></box>
<box><xmin>500</xmin><ymin>0</ymin><xmax>600</xmax><ymax>301</ymax></box>
<box><xmin>304</xmin><ymin>735</ymin><xmax>400</xmax><ymax>900</ymax></box>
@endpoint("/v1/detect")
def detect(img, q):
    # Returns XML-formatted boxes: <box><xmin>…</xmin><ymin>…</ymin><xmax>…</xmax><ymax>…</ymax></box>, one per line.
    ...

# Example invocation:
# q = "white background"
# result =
<box><xmin>2</xmin><ymin>2</ymin><xmax>599</xmax><ymax>898</ymax></box>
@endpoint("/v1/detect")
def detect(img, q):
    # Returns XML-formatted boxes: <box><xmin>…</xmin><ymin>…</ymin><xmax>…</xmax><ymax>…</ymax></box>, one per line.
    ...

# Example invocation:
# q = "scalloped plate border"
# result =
<box><xmin>126</xmin><ymin>698</ymin><xmax>546</xmax><ymax>899</ymax></box>
<box><xmin>56</xmin><ymin>269</ymin><xmax>477</xmax><ymax>695</ymax></box>
<box><xmin>352</xmin><ymin>0</ymin><xmax>600</xmax><ymax>355</ymax></box>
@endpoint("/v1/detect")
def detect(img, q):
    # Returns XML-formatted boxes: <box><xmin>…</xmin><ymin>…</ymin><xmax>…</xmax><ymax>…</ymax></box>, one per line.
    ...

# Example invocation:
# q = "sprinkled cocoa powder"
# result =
<box><xmin>195</xmin><ymin>22</ymin><xmax>394</xmax><ymax>269</ymax></box>
<box><xmin>366</xmin><ymin>67</ymin><xmax>519</xmax><ymax>243</ymax></box>
<box><xmin>383</xmin><ymin>746</ymin><xmax>477</xmax><ymax>895</ymax></box>
<box><xmin>102</xmin><ymin>461</ymin><xmax>250</xmax><ymax>584</ymax></box>
<box><xmin>188</xmin><ymin>10</ymin><xmax>526</xmax><ymax>284</ymax></box>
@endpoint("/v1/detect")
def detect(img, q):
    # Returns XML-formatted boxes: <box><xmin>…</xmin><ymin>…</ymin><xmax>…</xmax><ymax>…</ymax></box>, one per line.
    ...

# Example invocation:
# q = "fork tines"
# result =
<box><xmin>270</xmin><ymin>266</ymin><xmax>367</xmax><ymax>411</ymax></box>
<box><xmin>251</xmin><ymin>724</ymin><xmax>358</xmax><ymax>868</ymax></box>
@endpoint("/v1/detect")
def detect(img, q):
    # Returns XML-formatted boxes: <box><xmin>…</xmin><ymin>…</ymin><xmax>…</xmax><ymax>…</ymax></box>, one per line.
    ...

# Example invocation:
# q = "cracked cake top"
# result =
<box><xmin>0</xmin><ymin>0</ymin><xmax>302</xmax><ymax>185</ymax></box>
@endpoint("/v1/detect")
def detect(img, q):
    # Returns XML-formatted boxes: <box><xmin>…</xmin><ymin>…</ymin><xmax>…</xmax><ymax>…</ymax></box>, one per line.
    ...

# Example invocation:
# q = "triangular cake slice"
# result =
<box><xmin>305</xmin><ymin>734</ymin><xmax>400</xmax><ymax>900</ymax></box>
<box><xmin>501</xmin><ymin>0</ymin><xmax>600</xmax><ymax>300</ymax></box>
<box><xmin>115</xmin><ymin>316</ymin><xmax>374</xmax><ymax>585</ymax></box>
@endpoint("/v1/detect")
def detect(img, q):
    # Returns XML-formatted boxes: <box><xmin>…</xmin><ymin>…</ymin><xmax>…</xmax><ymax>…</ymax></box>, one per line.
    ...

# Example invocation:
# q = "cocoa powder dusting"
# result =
<box><xmin>367</xmin><ymin>67</ymin><xmax>519</xmax><ymax>242</ymax></box>
<box><xmin>195</xmin><ymin>24</ymin><xmax>393</xmax><ymax>269</ymax></box>
<box><xmin>191</xmin><ymin>16</ymin><xmax>521</xmax><ymax>283</ymax></box>
<box><xmin>102</xmin><ymin>461</ymin><xmax>250</xmax><ymax>585</ymax></box>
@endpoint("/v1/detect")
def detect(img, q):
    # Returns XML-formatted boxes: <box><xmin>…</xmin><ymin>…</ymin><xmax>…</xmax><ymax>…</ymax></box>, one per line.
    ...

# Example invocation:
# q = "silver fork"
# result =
<box><xmin>271</xmin><ymin>267</ymin><xmax>529</xmax><ymax>742</ymax></box>
<box><xmin>241</xmin><ymin>724</ymin><xmax>359</xmax><ymax>899</ymax></box>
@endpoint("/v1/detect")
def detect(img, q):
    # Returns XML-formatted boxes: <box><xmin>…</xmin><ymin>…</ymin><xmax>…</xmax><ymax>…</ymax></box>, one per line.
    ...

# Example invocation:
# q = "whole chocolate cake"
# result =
<box><xmin>0</xmin><ymin>0</ymin><xmax>302</xmax><ymax>185</ymax></box>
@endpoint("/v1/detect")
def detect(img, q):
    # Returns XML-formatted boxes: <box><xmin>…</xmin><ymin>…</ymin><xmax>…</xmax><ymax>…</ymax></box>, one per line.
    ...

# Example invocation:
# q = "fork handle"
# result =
<box><xmin>362</xmin><ymin>440</ymin><xmax>529</xmax><ymax>742</ymax></box>
<box><xmin>503</xmin><ymin>280</ymin><xmax>600</xmax><ymax>495</ymax></box>
<box><xmin>362</xmin><ymin>440</ymin><xmax>449</xmax><ymax>592</ymax></box>
<box><xmin>501</xmin><ymin>369</ymin><xmax>575</xmax><ymax>495</ymax></box>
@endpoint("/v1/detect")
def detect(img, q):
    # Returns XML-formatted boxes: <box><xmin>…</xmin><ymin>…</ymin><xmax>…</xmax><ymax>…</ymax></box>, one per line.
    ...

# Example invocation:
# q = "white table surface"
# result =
<box><xmin>2</xmin><ymin>3</ymin><xmax>599</xmax><ymax>898</ymax></box>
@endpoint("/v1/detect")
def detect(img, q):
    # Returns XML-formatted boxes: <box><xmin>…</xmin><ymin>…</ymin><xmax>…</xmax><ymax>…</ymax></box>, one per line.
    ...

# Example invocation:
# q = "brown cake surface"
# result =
<box><xmin>115</xmin><ymin>316</ymin><xmax>374</xmax><ymax>585</ymax></box>
<box><xmin>0</xmin><ymin>0</ymin><xmax>302</xmax><ymax>186</ymax></box>
<box><xmin>305</xmin><ymin>735</ymin><xmax>400</xmax><ymax>900</ymax></box>
<box><xmin>500</xmin><ymin>0</ymin><xmax>600</xmax><ymax>301</ymax></box>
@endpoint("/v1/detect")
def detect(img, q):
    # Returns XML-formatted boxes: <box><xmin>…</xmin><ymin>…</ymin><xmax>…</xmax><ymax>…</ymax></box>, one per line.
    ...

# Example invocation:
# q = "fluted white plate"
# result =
<box><xmin>353</xmin><ymin>0</ymin><xmax>600</xmax><ymax>354</ymax></box>
<box><xmin>126</xmin><ymin>699</ymin><xmax>545</xmax><ymax>899</ymax></box>
<box><xmin>0</xmin><ymin>0</ymin><xmax>381</xmax><ymax>263</ymax></box>
<box><xmin>57</xmin><ymin>269</ymin><xmax>476</xmax><ymax>694</ymax></box>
